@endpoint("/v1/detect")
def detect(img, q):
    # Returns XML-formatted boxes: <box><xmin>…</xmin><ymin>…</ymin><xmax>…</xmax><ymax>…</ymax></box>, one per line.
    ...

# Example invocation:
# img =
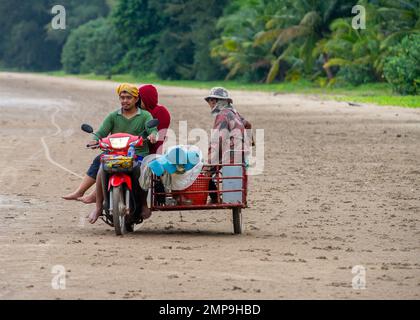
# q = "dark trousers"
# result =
<box><xmin>86</xmin><ymin>154</ymin><xmax>101</xmax><ymax>179</ymax></box>
<box><xmin>209</xmin><ymin>179</ymin><xmax>218</xmax><ymax>202</ymax></box>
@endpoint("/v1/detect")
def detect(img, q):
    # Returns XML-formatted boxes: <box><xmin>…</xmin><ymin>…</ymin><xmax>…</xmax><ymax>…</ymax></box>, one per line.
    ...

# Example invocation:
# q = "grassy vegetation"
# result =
<box><xmin>45</xmin><ymin>71</ymin><xmax>420</xmax><ymax>108</ymax></box>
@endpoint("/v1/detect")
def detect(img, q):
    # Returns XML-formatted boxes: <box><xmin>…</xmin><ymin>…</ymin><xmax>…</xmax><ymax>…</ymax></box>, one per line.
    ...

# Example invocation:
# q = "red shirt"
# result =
<box><xmin>148</xmin><ymin>105</ymin><xmax>171</xmax><ymax>154</ymax></box>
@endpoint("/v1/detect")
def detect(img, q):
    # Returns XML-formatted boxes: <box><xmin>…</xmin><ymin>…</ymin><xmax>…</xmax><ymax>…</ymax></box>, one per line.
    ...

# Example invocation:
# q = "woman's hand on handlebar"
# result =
<box><xmin>86</xmin><ymin>140</ymin><xmax>99</xmax><ymax>149</ymax></box>
<box><xmin>147</xmin><ymin>133</ymin><xmax>157</xmax><ymax>144</ymax></box>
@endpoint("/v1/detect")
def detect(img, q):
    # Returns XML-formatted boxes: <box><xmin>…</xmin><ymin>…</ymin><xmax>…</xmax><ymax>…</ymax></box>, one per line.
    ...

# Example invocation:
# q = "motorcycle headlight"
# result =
<box><xmin>109</xmin><ymin>137</ymin><xmax>130</xmax><ymax>149</ymax></box>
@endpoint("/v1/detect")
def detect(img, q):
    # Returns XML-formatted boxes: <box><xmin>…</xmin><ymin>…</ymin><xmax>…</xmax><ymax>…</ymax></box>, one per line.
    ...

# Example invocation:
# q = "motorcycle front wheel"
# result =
<box><xmin>111</xmin><ymin>186</ymin><xmax>127</xmax><ymax>236</ymax></box>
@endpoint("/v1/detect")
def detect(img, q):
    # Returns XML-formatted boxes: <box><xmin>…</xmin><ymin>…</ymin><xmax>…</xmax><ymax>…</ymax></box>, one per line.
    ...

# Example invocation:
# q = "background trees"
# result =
<box><xmin>384</xmin><ymin>34</ymin><xmax>420</xmax><ymax>95</ymax></box>
<box><xmin>0</xmin><ymin>0</ymin><xmax>109</xmax><ymax>71</ymax></box>
<box><xmin>1</xmin><ymin>0</ymin><xmax>418</xmax><ymax>95</ymax></box>
<box><xmin>62</xmin><ymin>18</ymin><xmax>123</xmax><ymax>77</ymax></box>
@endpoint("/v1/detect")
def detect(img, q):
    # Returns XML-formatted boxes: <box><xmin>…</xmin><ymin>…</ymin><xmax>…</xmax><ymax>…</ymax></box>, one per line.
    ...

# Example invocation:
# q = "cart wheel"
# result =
<box><xmin>232</xmin><ymin>208</ymin><xmax>243</xmax><ymax>234</ymax></box>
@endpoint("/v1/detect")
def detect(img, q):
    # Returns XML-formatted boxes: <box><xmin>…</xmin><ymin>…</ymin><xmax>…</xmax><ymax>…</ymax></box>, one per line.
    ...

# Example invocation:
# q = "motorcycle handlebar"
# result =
<box><xmin>86</xmin><ymin>143</ymin><xmax>100</xmax><ymax>149</ymax></box>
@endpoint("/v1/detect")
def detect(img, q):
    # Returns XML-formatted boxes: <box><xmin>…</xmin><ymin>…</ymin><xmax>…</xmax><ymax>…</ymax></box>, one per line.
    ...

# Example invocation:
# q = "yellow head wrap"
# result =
<box><xmin>116</xmin><ymin>83</ymin><xmax>139</xmax><ymax>98</ymax></box>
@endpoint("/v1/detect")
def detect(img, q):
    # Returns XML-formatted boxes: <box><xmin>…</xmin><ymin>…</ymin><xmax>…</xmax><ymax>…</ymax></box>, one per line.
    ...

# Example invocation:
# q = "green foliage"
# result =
<box><xmin>4</xmin><ymin>0</ymin><xmax>420</xmax><ymax>92</ymax></box>
<box><xmin>62</xmin><ymin>21</ymin><xmax>95</xmax><ymax>74</ymax></box>
<box><xmin>111</xmin><ymin>0</ymin><xmax>167</xmax><ymax>74</ymax></box>
<box><xmin>0</xmin><ymin>0</ymin><xmax>60</xmax><ymax>70</ymax></box>
<box><xmin>211</xmin><ymin>0</ymin><xmax>420</xmax><ymax>87</ymax></box>
<box><xmin>384</xmin><ymin>34</ymin><xmax>420</xmax><ymax>95</ymax></box>
<box><xmin>336</xmin><ymin>65</ymin><xmax>376</xmax><ymax>86</ymax></box>
<box><xmin>62</xmin><ymin>18</ymin><xmax>123</xmax><ymax>77</ymax></box>
<box><xmin>320</xmin><ymin>0</ymin><xmax>420</xmax><ymax>86</ymax></box>
<box><xmin>112</xmin><ymin>0</ymin><xmax>227</xmax><ymax>80</ymax></box>
<box><xmin>252</xmin><ymin>0</ymin><xmax>357</xmax><ymax>82</ymax></box>
<box><xmin>45</xmin><ymin>0</ymin><xmax>109</xmax><ymax>46</ymax></box>
<box><xmin>0</xmin><ymin>0</ymin><xmax>109</xmax><ymax>71</ymax></box>
<box><xmin>211</xmin><ymin>0</ymin><xmax>277</xmax><ymax>82</ymax></box>
<box><xmin>152</xmin><ymin>0</ymin><xmax>228</xmax><ymax>80</ymax></box>
<box><xmin>321</xmin><ymin>5</ymin><xmax>385</xmax><ymax>85</ymax></box>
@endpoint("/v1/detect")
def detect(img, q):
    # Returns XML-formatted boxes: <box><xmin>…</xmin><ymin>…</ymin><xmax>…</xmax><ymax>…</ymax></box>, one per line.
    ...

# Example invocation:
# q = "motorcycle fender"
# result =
<box><xmin>108</xmin><ymin>173</ymin><xmax>132</xmax><ymax>191</ymax></box>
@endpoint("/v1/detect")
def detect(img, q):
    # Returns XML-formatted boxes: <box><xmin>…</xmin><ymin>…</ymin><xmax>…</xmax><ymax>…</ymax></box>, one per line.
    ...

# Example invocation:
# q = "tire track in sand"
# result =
<box><xmin>41</xmin><ymin>107</ymin><xmax>83</xmax><ymax>180</ymax></box>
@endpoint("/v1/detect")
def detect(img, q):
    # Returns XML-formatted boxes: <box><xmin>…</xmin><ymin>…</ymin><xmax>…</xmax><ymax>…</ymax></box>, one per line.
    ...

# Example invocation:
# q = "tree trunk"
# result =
<box><xmin>323</xmin><ymin>53</ymin><xmax>334</xmax><ymax>80</ymax></box>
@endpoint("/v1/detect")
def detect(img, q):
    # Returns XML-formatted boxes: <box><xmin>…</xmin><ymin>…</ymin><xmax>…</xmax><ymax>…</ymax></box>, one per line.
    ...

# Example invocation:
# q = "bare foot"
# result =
<box><xmin>87</xmin><ymin>207</ymin><xmax>102</xmax><ymax>224</ymax></box>
<box><xmin>62</xmin><ymin>191</ymin><xmax>84</xmax><ymax>201</ymax></box>
<box><xmin>78</xmin><ymin>192</ymin><xmax>96</xmax><ymax>204</ymax></box>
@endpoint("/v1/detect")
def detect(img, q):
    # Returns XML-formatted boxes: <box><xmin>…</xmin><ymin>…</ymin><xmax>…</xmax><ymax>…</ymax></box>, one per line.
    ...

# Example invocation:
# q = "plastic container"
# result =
<box><xmin>148</xmin><ymin>158</ymin><xmax>165</xmax><ymax>176</ymax></box>
<box><xmin>167</xmin><ymin>146</ymin><xmax>188</xmax><ymax>165</ymax></box>
<box><xmin>127</xmin><ymin>145</ymin><xmax>135</xmax><ymax>158</ymax></box>
<box><xmin>179</xmin><ymin>174</ymin><xmax>208</xmax><ymax>205</ymax></box>
<box><xmin>159</xmin><ymin>156</ymin><xmax>177</xmax><ymax>174</ymax></box>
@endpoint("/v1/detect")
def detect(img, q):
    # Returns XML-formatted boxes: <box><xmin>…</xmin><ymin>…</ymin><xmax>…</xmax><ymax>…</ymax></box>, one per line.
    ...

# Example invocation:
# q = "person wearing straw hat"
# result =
<box><xmin>204</xmin><ymin>87</ymin><xmax>252</xmax><ymax>203</ymax></box>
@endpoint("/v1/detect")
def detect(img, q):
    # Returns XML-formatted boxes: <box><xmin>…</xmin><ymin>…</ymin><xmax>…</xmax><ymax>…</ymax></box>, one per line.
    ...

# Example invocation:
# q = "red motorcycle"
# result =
<box><xmin>81</xmin><ymin>119</ymin><xmax>159</xmax><ymax>235</ymax></box>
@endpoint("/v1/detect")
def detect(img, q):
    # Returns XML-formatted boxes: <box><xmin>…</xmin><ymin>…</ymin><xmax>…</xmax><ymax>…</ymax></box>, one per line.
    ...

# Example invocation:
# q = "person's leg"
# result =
<box><xmin>139</xmin><ymin>188</ymin><xmax>151</xmax><ymax>219</ymax></box>
<box><xmin>62</xmin><ymin>155</ymin><xmax>101</xmax><ymax>201</ymax></box>
<box><xmin>78</xmin><ymin>153</ymin><xmax>104</xmax><ymax>203</ymax></box>
<box><xmin>155</xmin><ymin>179</ymin><xmax>166</xmax><ymax>205</ymax></box>
<box><xmin>87</xmin><ymin>167</ymin><xmax>105</xmax><ymax>224</ymax></box>
<box><xmin>62</xmin><ymin>175</ymin><xmax>95</xmax><ymax>200</ymax></box>
<box><xmin>78</xmin><ymin>190</ymin><xmax>96</xmax><ymax>204</ymax></box>
<box><xmin>132</xmin><ymin>164</ymin><xmax>151</xmax><ymax>220</ymax></box>
<box><xmin>208</xmin><ymin>166</ymin><xmax>219</xmax><ymax>203</ymax></box>
<box><xmin>208</xmin><ymin>179</ymin><xmax>218</xmax><ymax>203</ymax></box>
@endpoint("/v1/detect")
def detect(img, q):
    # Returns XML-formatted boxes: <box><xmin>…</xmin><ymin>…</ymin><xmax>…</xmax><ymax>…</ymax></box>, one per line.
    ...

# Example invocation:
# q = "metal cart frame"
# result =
<box><xmin>150</xmin><ymin>163</ymin><xmax>248</xmax><ymax>234</ymax></box>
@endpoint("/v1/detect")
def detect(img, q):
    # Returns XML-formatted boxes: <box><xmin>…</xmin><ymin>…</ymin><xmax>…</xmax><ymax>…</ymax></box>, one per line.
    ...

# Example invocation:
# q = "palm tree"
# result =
<box><xmin>254</xmin><ymin>0</ymin><xmax>356</xmax><ymax>83</ymax></box>
<box><xmin>320</xmin><ymin>0</ymin><xmax>420</xmax><ymax>82</ymax></box>
<box><xmin>377</xmin><ymin>0</ymin><xmax>420</xmax><ymax>48</ymax></box>
<box><xmin>211</xmin><ymin>0</ymin><xmax>277</xmax><ymax>81</ymax></box>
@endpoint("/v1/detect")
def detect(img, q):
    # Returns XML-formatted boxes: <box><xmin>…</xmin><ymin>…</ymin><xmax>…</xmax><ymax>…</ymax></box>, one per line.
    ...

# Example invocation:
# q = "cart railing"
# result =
<box><xmin>150</xmin><ymin>163</ymin><xmax>248</xmax><ymax>211</ymax></box>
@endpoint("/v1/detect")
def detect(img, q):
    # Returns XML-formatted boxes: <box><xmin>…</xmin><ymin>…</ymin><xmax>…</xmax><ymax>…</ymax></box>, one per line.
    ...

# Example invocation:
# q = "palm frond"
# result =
<box><xmin>300</xmin><ymin>11</ymin><xmax>322</xmax><ymax>28</ymax></box>
<box><xmin>381</xmin><ymin>29</ymin><xmax>420</xmax><ymax>49</ymax></box>
<box><xmin>254</xmin><ymin>29</ymin><xmax>282</xmax><ymax>46</ymax></box>
<box><xmin>271</xmin><ymin>25</ymin><xmax>310</xmax><ymax>52</ymax></box>
<box><xmin>225</xmin><ymin>62</ymin><xmax>242</xmax><ymax>80</ymax></box>
<box><xmin>266</xmin><ymin>57</ymin><xmax>280</xmax><ymax>83</ymax></box>
<box><xmin>323</xmin><ymin>57</ymin><xmax>351</xmax><ymax>68</ymax></box>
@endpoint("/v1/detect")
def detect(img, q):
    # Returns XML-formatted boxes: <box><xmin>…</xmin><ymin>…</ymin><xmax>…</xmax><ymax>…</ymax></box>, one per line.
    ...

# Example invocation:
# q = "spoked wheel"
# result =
<box><xmin>111</xmin><ymin>186</ymin><xmax>127</xmax><ymax>236</ymax></box>
<box><xmin>232</xmin><ymin>207</ymin><xmax>243</xmax><ymax>234</ymax></box>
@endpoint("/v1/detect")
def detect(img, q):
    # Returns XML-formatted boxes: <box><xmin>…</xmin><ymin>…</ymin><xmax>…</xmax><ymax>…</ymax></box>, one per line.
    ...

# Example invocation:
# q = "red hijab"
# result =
<box><xmin>138</xmin><ymin>85</ymin><xmax>171</xmax><ymax>154</ymax></box>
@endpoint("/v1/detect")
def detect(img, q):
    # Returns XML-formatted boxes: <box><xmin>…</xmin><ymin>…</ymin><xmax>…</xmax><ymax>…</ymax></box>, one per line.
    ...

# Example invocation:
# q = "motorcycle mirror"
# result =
<box><xmin>146</xmin><ymin>119</ymin><xmax>159</xmax><ymax>129</ymax></box>
<box><xmin>81</xmin><ymin>124</ymin><xmax>94</xmax><ymax>134</ymax></box>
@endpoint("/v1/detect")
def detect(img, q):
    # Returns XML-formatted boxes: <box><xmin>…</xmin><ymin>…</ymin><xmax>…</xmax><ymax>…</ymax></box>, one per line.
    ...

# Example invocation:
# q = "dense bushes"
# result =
<box><xmin>337</xmin><ymin>65</ymin><xmax>377</xmax><ymax>86</ymax></box>
<box><xmin>111</xmin><ymin>0</ymin><xmax>228</xmax><ymax>81</ymax></box>
<box><xmin>384</xmin><ymin>35</ymin><xmax>420</xmax><ymax>95</ymax></box>
<box><xmin>62</xmin><ymin>19</ymin><xmax>123</xmax><ymax>77</ymax></box>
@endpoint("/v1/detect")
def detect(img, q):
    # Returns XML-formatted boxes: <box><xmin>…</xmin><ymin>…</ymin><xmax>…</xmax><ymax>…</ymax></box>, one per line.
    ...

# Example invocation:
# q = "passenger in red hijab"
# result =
<box><xmin>138</xmin><ymin>84</ymin><xmax>171</xmax><ymax>154</ymax></box>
